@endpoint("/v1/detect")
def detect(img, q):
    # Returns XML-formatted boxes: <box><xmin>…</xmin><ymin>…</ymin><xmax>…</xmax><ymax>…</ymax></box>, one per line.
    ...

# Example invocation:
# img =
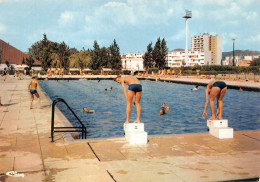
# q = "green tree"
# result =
<box><xmin>100</xmin><ymin>47</ymin><xmax>109</xmax><ymax>68</ymax></box>
<box><xmin>29</xmin><ymin>34</ymin><xmax>53</xmax><ymax>71</ymax></box>
<box><xmin>152</xmin><ymin>38</ymin><xmax>168</xmax><ymax>69</ymax></box>
<box><xmin>108</xmin><ymin>39</ymin><xmax>121</xmax><ymax>70</ymax></box>
<box><xmin>57</xmin><ymin>41</ymin><xmax>70</xmax><ymax>71</ymax></box>
<box><xmin>25</xmin><ymin>56</ymin><xmax>35</xmax><ymax>70</ymax></box>
<box><xmin>152</xmin><ymin>38</ymin><xmax>161</xmax><ymax>68</ymax></box>
<box><xmin>250</xmin><ymin>58</ymin><xmax>260</xmax><ymax>66</ymax></box>
<box><xmin>69</xmin><ymin>50</ymin><xmax>90</xmax><ymax>70</ymax></box>
<box><xmin>160</xmin><ymin>38</ymin><xmax>168</xmax><ymax>68</ymax></box>
<box><xmin>143</xmin><ymin>42</ymin><xmax>153</xmax><ymax>69</ymax></box>
<box><xmin>89</xmin><ymin>40</ymin><xmax>101</xmax><ymax>70</ymax></box>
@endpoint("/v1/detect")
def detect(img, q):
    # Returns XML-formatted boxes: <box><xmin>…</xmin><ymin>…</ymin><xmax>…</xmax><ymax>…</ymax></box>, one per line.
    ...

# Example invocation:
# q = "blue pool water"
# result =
<box><xmin>40</xmin><ymin>80</ymin><xmax>260</xmax><ymax>139</ymax></box>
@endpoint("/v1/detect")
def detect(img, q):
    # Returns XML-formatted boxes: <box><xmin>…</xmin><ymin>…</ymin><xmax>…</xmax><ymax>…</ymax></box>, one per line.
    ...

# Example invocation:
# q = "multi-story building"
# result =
<box><xmin>167</xmin><ymin>50</ymin><xmax>206</xmax><ymax>67</ymax></box>
<box><xmin>191</xmin><ymin>33</ymin><xmax>222</xmax><ymax>65</ymax></box>
<box><xmin>210</xmin><ymin>35</ymin><xmax>222</xmax><ymax>65</ymax></box>
<box><xmin>122</xmin><ymin>50</ymin><xmax>208</xmax><ymax>70</ymax></box>
<box><xmin>191</xmin><ymin>34</ymin><xmax>210</xmax><ymax>51</ymax></box>
<box><xmin>121</xmin><ymin>53</ymin><xmax>144</xmax><ymax>71</ymax></box>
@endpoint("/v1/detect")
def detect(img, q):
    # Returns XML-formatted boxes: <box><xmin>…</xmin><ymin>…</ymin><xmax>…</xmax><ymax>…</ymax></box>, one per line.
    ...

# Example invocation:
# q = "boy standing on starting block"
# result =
<box><xmin>115</xmin><ymin>75</ymin><xmax>142</xmax><ymax>124</ymax></box>
<box><xmin>202</xmin><ymin>80</ymin><xmax>227</xmax><ymax>120</ymax></box>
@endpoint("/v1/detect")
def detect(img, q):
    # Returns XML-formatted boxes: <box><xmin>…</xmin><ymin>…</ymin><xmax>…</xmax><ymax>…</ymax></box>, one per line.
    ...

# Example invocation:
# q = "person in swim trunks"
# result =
<box><xmin>115</xmin><ymin>75</ymin><xmax>142</xmax><ymax>124</ymax></box>
<box><xmin>202</xmin><ymin>80</ymin><xmax>227</xmax><ymax>120</ymax></box>
<box><xmin>28</xmin><ymin>75</ymin><xmax>41</xmax><ymax>109</ymax></box>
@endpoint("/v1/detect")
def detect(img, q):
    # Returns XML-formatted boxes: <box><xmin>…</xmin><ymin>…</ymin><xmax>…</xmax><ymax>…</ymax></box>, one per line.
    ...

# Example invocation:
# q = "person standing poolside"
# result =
<box><xmin>28</xmin><ymin>76</ymin><xmax>41</xmax><ymax>109</ymax></box>
<box><xmin>3</xmin><ymin>68</ymin><xmax>7</xmax><ymax>82</ymax></box>
<box><xmin>202</xmin><ymin>80</ymin><xmax>227</xmax><ymax>120</ymax></box>
<box><xmin>115</xmin><ymin>75</ymin><xmax>142</xmax><ymax>124</ymax></box>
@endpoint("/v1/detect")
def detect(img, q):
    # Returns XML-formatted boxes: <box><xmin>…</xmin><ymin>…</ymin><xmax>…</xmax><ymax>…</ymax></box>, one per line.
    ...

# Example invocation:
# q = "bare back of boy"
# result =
<box><xmin>28</xmin><ymin>78</ymin><xmax>41</xmax><ymax>109</ymax></box>
<box><xmin>121</xmin><ymin>75</ymin><xmax>141</xmax><ymax>85</ymax></box>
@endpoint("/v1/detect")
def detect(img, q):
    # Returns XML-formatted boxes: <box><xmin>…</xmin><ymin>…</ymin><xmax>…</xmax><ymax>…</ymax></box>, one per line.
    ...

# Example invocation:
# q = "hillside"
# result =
<box><xmin>222</xmin><ymin>50</ymin><xmax>260</xmax><ymax>59</ymax></box>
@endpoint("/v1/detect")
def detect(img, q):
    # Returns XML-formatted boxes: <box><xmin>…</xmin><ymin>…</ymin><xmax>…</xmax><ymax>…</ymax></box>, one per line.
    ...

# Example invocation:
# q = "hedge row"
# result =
<box><xmin>36</xmin><ymin>70</ymin><xmax>131</xmax><ymax>76</ymax></box>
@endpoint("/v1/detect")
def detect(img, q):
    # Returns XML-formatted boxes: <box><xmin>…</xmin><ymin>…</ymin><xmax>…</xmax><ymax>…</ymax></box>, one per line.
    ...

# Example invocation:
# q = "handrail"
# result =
<box><xmin>51</xmin><ymin>98</ymin><xmax>87</xmax><ymax>142</ymax></box>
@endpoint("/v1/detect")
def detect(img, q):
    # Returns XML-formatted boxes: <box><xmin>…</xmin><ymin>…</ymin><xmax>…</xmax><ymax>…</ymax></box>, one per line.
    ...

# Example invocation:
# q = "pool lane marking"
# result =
<box><xmin>87</xmin><ymin>142</ymin><xmax>101</xmax><ymax>161</ymax></box>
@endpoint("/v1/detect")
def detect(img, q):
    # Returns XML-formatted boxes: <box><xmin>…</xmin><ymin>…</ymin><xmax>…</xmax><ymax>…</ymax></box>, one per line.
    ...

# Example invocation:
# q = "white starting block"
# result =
<box><xmin>207</xmin><ymin>120</ymin><xmax>233</xmax><ymax>139</ymax></box>
<box><xmin>207</xmin><ymin>120</ymin><xmax>228</xmax><ymax>128</ymax></box>
<box><xmin>124</xmin><ymin>123</ymin><xmax>148</xmax><ymax>144</ymax></box>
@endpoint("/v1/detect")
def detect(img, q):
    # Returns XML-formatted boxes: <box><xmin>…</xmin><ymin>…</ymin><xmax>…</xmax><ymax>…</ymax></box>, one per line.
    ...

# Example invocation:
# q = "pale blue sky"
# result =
<box><xmin>0</xmin><ymin>0</ymin><xmax>259</xmax><ymax>54</ymax></box>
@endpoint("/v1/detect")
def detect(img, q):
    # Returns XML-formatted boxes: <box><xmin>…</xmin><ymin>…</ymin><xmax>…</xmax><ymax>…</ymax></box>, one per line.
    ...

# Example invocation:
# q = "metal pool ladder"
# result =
<box><xmin>51</xmin><ymin>98</ymin><xmax>87</xmax><ymax>142</ymax></box>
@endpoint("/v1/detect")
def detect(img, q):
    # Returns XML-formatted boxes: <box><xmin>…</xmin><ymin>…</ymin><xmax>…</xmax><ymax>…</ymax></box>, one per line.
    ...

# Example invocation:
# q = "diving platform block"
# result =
<box><xmin>207</xmin><ymin>120</ymin><xmax>233</xmax><ymax>139</ymax></box>
<box><xmin>209</xmin><ymin>127</ymin><xmax>233</xmax><ymax>139</ymax></box>
<box><xmin>207</xmin><ymin>120</ymin><xmax>228</xmax><ymax>128</ymax></box>
<box><xmin>124</xmin><ymin>123</ymin><xmax>148</xmax><ymax>144</ymax></box>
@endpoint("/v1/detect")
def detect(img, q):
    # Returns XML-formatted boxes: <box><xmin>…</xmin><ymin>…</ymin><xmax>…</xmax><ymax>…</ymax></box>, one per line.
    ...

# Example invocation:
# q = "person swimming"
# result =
<box><xmin>159</xmin><ymin>108</ymin><xmax>166</xmax><ymax>115</ymax></box>
<box><xmin>161</xmin><ymin>103</ymin><xmax>170</xmax><ymax>111</ymax></box>
<box><xmin>161</xmin><ymin>103</ymin><xmax>166</xmax><ymax>108</ymax></box>
<box><xmin>192</xmin><ymin>85</ymin><xmax>199</xmax><ymax>91</ymax></box>
<box><xmin>83</xmin><ymin>107</ymin><xmax>95</xmax><ymax>113</ymax></box>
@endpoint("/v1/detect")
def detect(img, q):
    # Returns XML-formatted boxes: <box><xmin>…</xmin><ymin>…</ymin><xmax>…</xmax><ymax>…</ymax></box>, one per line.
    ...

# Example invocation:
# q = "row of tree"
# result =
<box><xmin>27</xmin><ymin>34</ymin><xmax>169</xmax><ymax>72</ymax></box>
<box><xmin>28</xmin><ymin>34</ymin><xmax>122</xmax><ymax>72</ymax></box>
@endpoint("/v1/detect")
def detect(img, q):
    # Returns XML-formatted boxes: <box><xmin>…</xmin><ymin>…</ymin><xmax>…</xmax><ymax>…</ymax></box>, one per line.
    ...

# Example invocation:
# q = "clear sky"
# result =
<box><xmin>0</xmin><ymin>0</ymin><xmax>259</xmax><ymax>54</ymax></box>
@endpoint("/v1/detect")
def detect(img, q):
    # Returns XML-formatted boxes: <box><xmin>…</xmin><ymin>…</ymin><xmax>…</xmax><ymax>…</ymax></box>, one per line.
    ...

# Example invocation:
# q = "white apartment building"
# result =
<box><xmin>191</xmin><ymin>33</ymin><xmax>222</xmax><ymax>65</ymax></box>
<box><xmin>121</xmin><ymin>53</ymin><xmax>144</xmax><ymax>71</ymax></box>
<box><xmin>121</xmin><ymin>51</ymin><xmax>208</xmax><ymax>70</ymax></box>
<box><xmin>167</xmin><ymin>50</ymin><xmax>206</xmax><ymax>67</ymax></box>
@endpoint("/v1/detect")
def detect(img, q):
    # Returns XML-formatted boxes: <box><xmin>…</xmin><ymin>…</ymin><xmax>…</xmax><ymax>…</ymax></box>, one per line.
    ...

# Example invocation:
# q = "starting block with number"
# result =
<box><xmin>207</xmin><ymin>119</ymin><xmax>233</xmax><ymax>139</ymax></box>
<box><xmin>124</xmin><ymin>123</ymin><xmax>148</xmax><ymax>144</ymax></box>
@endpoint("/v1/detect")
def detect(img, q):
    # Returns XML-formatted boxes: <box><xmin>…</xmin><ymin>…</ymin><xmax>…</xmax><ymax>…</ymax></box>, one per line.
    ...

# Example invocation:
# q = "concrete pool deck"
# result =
<box><xmin>0</xmin><ymin>76</ymin><xmax>259</xmax><ymax>182</ymax></box>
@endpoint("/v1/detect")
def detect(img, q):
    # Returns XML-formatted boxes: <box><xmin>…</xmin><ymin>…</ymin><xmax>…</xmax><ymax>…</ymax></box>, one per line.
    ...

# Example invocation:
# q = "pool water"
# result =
<box><xmin>40</xmin><ymin>80</ymin><xmax>260</xmax><ymax>139</ymax></box>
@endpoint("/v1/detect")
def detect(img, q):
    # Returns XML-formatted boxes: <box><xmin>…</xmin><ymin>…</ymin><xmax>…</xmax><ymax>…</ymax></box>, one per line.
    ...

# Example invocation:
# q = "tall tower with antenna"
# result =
<box><xmin>182</xmin><ymin>10</ymin><xmax>192</xmax><ymax>66</ymax></box>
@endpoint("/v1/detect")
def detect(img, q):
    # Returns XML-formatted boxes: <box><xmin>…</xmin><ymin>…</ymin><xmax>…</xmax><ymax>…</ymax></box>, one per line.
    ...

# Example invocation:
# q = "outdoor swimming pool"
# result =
<box><xmin>40</xmin><ymin>80</ymin><xmax>260</xmax><ymax>139</ymax></box>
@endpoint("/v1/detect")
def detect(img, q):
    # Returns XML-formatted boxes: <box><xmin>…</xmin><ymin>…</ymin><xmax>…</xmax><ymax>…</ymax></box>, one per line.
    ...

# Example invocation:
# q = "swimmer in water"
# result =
<box><xmin>161</xmin><ymin>103</ymin><xmax>170</xmax><ymax>111</ymax></box>
<box><xmin>192</xmin><ymin>85</ymin><xmax>199</xmax><ymax>91</ymax></box>
<box><xmin>115</xmin><ymin>75</ymin><xmax>142</xmax><ymax>124</ymax></box>
<box><xmin>83</xmin><ymin>107</ymin><xmax>95</xmax><ymax>113</ymax></box>
<box><xmin>159</xmin><ymin>108</ymin><xmax>166</xmax><ymax>115</ymax></box>
<box><xmin>161</xmin><ymin>103</ymin><xmax>166</xmax><ymax>108</ymax></box>
<box><xmin>202</xmin><ymin>80</ymin><xmax>227</xmax><ymax>120</ymax></box>
<box><xmin>28</xmin><ymin>75</ymin><xmax>41</xmax><ymax>109</ymax></box>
